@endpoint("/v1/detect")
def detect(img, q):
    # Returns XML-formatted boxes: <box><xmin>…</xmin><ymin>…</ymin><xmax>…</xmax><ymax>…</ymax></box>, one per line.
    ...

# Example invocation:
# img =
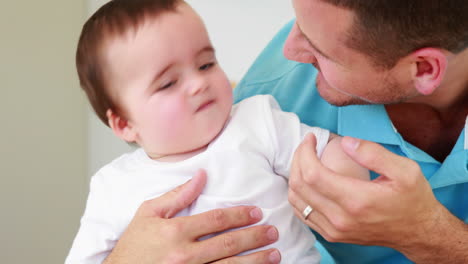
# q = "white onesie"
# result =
<box><xmin>66</xmin><ymin>95</ymin><xmax>330</xmax><ymax>263</ymax></box>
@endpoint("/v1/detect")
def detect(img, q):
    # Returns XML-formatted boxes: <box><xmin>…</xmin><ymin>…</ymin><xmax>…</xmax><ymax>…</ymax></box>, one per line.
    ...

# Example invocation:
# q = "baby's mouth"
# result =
<box><xmin>196</xmin><ymin>99</ymin><xmax>215</xmax><ymax>112</ymax></box>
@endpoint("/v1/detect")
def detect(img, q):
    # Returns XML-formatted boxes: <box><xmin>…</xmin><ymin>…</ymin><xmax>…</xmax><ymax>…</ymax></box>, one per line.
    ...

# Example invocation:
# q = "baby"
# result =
<box><xmin>66</xmin><ymin>0</ymin><xmax>369</xmax><ymax>263</ymax></box>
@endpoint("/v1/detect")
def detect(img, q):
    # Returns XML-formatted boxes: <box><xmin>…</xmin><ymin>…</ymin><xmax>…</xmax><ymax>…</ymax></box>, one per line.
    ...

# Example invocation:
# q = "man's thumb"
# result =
<box><xmin>341</xmin><ymin>136</ymin><xmax>406</xmax><ymax>180</ymax></box>
<box><xmin>142</xmin><ymin>169</ymin><xmax>207</xmax><ymax>218</ymax></box>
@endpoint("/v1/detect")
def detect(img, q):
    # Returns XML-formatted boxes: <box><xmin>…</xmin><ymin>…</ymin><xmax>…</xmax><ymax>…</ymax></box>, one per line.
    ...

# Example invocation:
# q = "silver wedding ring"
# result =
<box><xmin>302</xmin><ymin>205</ymin><xmax>313</xmax><ymax>220</ymax></box>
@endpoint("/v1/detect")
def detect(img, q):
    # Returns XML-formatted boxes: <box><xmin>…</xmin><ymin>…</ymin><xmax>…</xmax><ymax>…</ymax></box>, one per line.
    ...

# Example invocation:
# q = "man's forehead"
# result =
<box><xmin>294</xmin><ymin>0</ymin><xmax>356</xmax><ymax>64</ymax></box>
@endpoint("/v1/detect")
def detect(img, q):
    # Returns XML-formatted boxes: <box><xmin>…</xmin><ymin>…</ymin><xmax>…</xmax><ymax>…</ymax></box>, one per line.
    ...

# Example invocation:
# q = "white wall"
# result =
<box><xmin>0</xmin><ymin>1</ymin><xmax>88</xmax><ymax>263</ymax></box>
<box><xmin>87</xmin><ymin>0</ymin><xmax>295</xmax><ymax>176</ymax></box>
<box><xmin>186</xmin><ymin>0</ymin><xmax>295</xmax><ymax>81</ymax></box>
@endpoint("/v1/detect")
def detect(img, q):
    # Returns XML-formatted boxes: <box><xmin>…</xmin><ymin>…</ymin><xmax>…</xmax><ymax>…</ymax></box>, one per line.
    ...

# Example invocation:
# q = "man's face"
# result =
<box><xmin>284</xmin><ymin>0</ymin><xmax>417</xmax><ymax>106</ymax></box>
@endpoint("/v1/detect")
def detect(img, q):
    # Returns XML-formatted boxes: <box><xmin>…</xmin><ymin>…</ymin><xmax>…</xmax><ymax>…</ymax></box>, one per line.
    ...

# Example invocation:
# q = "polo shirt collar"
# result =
<box><xmin>431</xmin><ymin>126</ymin><xmax>467</xmax><ymax>188</ymax></box>
<box><xmin>338</xmin><ymin>104</ymin><xmax>439</xmax><ymax>164</ymax></box>
<box><xmin>338</xmin><ymin>104</ymin><xmax>399</xmax><ymax>145</ymax></box>
<box><xmin>465</xmin><ymin>115</ymin><xmax>467</xmax><ymax>150</ymax></box>
<box><xmin>338</xmin><ymin>105</ymin><xmax>468</xmax><ymax>188</ymax></box>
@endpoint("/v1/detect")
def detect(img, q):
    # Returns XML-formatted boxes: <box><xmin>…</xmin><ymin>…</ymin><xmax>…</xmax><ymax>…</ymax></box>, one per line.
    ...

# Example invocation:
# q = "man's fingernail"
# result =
<box><xmin>250</xmin><ymin>208</ymin><xmax>262</xmax><ymax>220</ymax></box>
<box><xmin>269</xmin><ymin>249</ymin><xmax>281</xmax><ymax>263</ymax></box>
<box><xmin>267</xmin><ymin>227</ymin><xmax>279</xmax><ymax>241</ymax></box>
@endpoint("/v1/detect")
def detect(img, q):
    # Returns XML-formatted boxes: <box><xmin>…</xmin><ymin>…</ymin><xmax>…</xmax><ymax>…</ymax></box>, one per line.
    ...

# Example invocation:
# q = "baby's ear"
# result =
<box><xmin>409</xmin><ymin>47</ymin><xmax>448</xmax><ymax>95</ymax></box>
<box><xmin>107</xmin><ymin>109</ymin><xmax>137</xmax><ymax>142</ymax></box>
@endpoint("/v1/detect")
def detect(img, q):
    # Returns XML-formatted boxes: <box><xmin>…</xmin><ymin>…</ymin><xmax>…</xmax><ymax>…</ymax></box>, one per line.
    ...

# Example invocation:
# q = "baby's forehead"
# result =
<box><xmin>103</xmin><ymin>11</ymin><xmax>171</xmax><ymax>40</ymax></box>
<box><xmin>105</xmin><ymin>5</ymin><xmax>203</xmax><ymax>46</ymax></box>
<box><xmin>99</xmin><ymin>2</ymin><xmax>191</xmax><ymax>42</ymax></box>
<box><xmin>101</xmin><ymin>2</ymin><xmax>210</xmax><ymax>67</ymax></box>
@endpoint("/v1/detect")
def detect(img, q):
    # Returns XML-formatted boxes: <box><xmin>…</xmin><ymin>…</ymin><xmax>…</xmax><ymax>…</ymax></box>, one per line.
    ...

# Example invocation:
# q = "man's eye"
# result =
<box><xmin>199</xmin><ymin>62</ymin><xmax>215</xmax><ymax>71</ymax></box>
<box><xmin>159</xmin><ymin>80</ymin><xmax>176</xmax><ymax>91</ymax></box>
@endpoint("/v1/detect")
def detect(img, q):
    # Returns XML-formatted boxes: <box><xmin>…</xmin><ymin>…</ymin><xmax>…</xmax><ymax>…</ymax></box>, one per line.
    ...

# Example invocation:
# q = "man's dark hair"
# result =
<box><xmin>76</xmin><ymin>0</ymin><xmax>182</xmax><ymax>125</ymax></box>
<box><xmin>324</xmin><ymin>0</ymin><xmax>468</xmax><ymax>68</ymax></box>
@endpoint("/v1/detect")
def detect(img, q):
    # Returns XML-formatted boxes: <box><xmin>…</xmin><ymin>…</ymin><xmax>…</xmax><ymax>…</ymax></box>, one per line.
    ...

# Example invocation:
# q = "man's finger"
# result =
<box><xmin>288</xmin><ymin>186</ymin><xmax>341</xmax><ymax>226</ymax></box>
<box><xmin>341</xmin><ymin>137</ymin><xmax>415</xmax><ymax>180</ymax></box>
<box><xmin>214</xmin><ymin>249</ymin><xmax>281</xmax><ymax>264</ymax></box>
<box><xmin>296</xmin><ymin>133</ymin><xmax>320</xmax><ymax>163</ymax></box>
<box><xmin>292</xmin><ymin>134</ymin><xmax>374</xmax><ymax>210</ymax></box>
<box><xmin>185</xmin><ymin>206</ymin><xmax>264</xmax><ymax>238</ymax></box>
<box><xmin>141</xmin><ymin>169</ymin><xmax>207</xmax><ymax>218</ymax></box>
<box><xmin>195</xmin><ymin>225</ymin><xmax>279</xmax><ymax>263</ymax></box>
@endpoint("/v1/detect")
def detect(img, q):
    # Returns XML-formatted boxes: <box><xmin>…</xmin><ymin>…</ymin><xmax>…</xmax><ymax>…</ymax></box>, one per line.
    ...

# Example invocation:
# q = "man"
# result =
<box><xmin>104</xmin><ymin>0</ymin><xmax>467</xmax><ymax>263</ymax></box>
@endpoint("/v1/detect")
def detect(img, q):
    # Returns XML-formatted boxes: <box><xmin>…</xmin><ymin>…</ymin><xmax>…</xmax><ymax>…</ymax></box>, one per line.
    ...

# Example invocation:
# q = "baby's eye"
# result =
<box><xmin>199</xmin><ymin>62</ymin><xmax>215</xmax><ymax>71</ymax></box>
<box><xmin>159</xmin><ymin>80</ymin><xmax>176</xmax><ymax>91</ymax></box>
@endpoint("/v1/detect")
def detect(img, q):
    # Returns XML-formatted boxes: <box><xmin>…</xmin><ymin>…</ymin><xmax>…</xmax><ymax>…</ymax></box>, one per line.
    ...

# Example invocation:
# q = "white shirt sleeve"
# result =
<box><xmin>65</xmin><ymin>171</ymin><xmax>121</xmax><ymax>264</ymax></box>
<box><xmin>259</xmin><ymin>95</ymin><xmax>330</xmax><ymax>178</ymax></box>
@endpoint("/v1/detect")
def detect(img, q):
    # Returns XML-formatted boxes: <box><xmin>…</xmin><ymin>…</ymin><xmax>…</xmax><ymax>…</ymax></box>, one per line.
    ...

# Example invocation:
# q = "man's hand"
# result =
<box><xmin>104</xmin><ymin>170</ymin><xmax>281</xmax><ymax>264</ymax></box>
<box><xmin>288</xmin><ymin>134</ymin><xmax>468</xmax><ymax>263</ymax></box>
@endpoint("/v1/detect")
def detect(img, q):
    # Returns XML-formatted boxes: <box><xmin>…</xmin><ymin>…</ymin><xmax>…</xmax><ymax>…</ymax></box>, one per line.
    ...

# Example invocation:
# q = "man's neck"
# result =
<box><xmin>386</xmin><ymin>101</ymin><xmax>466</xmax><ymax>162</ymax></box>
<box><xmin>386</xmin><ymin>49</ymin><xmax>468</xmax><ymax>162</ymax></box>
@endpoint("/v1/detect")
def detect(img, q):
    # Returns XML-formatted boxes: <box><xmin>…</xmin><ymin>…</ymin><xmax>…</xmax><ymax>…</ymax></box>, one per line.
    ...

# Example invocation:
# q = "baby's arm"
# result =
<box><xmin>65</xmin><ymin>173</ymin><xmax>120</xmax><ymax>264</ymax></box>
<box><xmin>320</xmin><ymin>135</ymin><xmax>370</xmax><ymax>180</ymax></box>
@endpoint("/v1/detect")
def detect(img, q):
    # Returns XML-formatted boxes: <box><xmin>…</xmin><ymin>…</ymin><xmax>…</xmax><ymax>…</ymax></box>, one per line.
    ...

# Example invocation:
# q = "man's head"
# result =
<box><xmin>284</xmin><ymin>0</ymin><xmax>468</xmax><ymax>106</ymax></box>
<box><xmin>76</xmin><ymin>0</ymin><xmax>233</xmax><ymax>159</ymax></box>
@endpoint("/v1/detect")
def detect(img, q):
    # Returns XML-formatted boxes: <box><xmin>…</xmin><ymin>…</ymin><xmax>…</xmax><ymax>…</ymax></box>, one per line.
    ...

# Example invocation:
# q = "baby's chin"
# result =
<box><xmin>149</xmin><ymin>133</ymin><xmax>219</xmax><ymax>162</ymax></box>
<box><xmin>151</xmin><ymin>114</ymin><xmax>230</xmax><ymax>162</ymax></box>
<box><xmin>148</xmin><ymin>144</ymin><xmax>209</xmax><ymax>162</ymax></box>
<box><xmin>190</xmin><ymin>115</ymin><xmax>228</xmax><ymax>148</ymax></box>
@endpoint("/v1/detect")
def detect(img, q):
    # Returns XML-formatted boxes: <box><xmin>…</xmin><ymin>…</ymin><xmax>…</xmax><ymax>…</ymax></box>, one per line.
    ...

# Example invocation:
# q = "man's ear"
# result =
<box><xmin>409</xmin><ymin>48</ymin><xmax>448</xmax><ymax>95</ymax></box>
<box><xmin>107</xmin><ymin>109</ymin><xmax>137</xmax><ymax>142</ymax></box>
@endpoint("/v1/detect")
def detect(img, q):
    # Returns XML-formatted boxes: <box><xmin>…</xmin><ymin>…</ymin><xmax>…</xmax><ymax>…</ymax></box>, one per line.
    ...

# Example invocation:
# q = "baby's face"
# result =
<box><xmin>104</xmin><ymin>3</ymin><xmax>233</xmax><ymax>159</ymax></box>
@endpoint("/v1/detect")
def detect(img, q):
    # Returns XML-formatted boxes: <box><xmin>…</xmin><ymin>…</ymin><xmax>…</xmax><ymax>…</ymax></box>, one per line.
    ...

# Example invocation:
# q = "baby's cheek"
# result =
<box><xmin>158</xmin><ymin>101</ymin><xmax>190</xmax><ymax>136</ymax></box>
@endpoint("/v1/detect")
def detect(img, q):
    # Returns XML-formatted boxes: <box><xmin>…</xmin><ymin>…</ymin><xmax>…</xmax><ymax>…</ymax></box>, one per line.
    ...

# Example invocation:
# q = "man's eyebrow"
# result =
<box><xmin>297</xmin><ymin>24</ymin><xmax>334</xmax><ymax>61</ymax></box>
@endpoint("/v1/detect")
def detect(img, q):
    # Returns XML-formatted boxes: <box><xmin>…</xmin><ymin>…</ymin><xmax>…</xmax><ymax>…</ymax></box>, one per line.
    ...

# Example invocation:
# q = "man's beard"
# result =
<box><xmin>315</xmin><ymin>71</ymin><xmax>412</xmax><ymax>107</ymax></box>
<box><xmin>314</xmin><ymin>72</ymin><xmax>367</xmax><ymax>106</ymax></box>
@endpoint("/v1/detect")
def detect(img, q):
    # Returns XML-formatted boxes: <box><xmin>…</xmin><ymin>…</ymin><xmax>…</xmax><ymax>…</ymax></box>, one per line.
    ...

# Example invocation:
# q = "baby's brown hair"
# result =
<box><xmin>76</xmin><ymin>0</ymin><xmax>182</xmax><ymax>125</ymax></box>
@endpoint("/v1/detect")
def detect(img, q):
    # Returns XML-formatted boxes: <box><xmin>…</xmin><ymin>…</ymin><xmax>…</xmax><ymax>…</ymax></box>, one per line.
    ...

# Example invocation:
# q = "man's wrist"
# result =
<box><xmin>397</xmin><ymin>204</ymin><xmax>468</xmax><ymax>263</ymax></box>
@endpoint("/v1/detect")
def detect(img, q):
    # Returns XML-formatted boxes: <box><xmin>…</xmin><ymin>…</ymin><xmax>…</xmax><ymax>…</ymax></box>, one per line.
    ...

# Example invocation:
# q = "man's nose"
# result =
<box><xmin>283</xmin><ymin>22</ymin><xmax>317</xmax><ymax>64</ymax></box>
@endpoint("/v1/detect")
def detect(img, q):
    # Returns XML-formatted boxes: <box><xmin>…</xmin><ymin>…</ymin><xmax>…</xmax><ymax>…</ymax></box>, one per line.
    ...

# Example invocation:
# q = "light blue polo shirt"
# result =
<box><xmin>234</xmin><ymin>20</ymin><xmax>468</xmax><ymax>264</ymax></box>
